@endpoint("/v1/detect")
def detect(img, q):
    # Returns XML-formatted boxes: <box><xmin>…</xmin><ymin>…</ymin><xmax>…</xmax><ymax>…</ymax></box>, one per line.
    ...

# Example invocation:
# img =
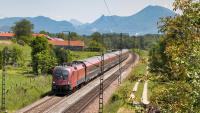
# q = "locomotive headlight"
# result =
<box><xmin>68</xmin><ymin>81</ymin><xmax>71</xmax><ymax>85</ymax></box>
<box><xmin>53</xmin><ymin>81</ymin><xmax>55</xmax><ymax>84</ymax></box>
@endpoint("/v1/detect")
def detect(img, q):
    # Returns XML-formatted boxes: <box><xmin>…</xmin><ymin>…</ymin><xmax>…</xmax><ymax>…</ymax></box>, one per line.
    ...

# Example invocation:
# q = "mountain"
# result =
<box><xmin>0</xmin><ymin>5</ymin><xmax>175</xmax><ymax>35</ymax></box>
<box><xmin>78</xmin><ymin>5</ymin><xmax>176</xmax><ymax>35</ymax></box>
<box><xmin>69</xmin><ymin>19</ymin><xmax>83</xmax><ymax>26</ymax></box>
<box><xmin>0</xmin><ymin>16</ymin><xmax>75</xmax><ymax>33</ymax></box>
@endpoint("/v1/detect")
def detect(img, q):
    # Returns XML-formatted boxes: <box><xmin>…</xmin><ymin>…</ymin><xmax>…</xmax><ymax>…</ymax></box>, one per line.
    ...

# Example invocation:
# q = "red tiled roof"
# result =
<box><xmin>48</xmin><ymin>40</ymin><xmax>85</xmax><ymax>47</ymax></box>
<box><xmin>0</xmin><ymin>32</ymin><xmax>14</xmax><ymax>37</ymax></box>
<box><xmin>0</xmin><ymin>33</ymin><xmax>47</xmax><ymax>37</ymax></box>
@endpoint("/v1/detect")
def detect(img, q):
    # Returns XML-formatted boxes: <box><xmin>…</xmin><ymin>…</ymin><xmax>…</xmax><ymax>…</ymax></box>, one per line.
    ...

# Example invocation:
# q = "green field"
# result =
<box><xmin>0</xmin><ymin>43</ymin><xmax>99</xmax><ymax>112</ymax></box>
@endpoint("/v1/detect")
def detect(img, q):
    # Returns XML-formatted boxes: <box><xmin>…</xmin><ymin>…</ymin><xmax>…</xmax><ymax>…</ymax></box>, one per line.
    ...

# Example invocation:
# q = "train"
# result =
<box><xmin>52</xmin><ymin>49</ymin><xmax>129</xmax><ymax>94</ymax></box>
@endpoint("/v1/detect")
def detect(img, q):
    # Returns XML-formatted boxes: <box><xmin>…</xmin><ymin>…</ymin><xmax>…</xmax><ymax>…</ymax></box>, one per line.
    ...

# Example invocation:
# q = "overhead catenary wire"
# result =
<box><xmin>103</xmin><ymin>0</ymin><xmax>128</xmax><ymax>35</ymax></box>
<box><xmin>102</xmin><ymin>0</ymin><xmax>118</xmax><ymax>33</ymax></box>
<box><xmin>103</xmin><ymin>0</ymin><xmax>112</xmax><ymax>16</ymax></box>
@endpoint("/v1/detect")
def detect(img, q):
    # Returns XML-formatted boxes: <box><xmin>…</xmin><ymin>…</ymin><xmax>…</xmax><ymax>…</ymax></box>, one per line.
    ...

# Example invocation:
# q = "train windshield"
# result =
<box><xmin>54</xmin><ymin>68</ymin><xmax>69</xmax><ymax>79</ymax></box>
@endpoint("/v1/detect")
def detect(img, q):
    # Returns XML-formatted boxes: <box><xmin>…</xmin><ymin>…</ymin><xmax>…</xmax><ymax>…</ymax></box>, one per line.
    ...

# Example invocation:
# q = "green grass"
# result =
<box><xmin>71</xmin><ymin>51</ymin><xmax>99</xmax><ymax>61</ymax></box>
<box><xmin>134</xmin><ymin>82</ymin><xmax>144</xmax><ymax>102</ymax></box>
<box><xmin>104</xmin><ymin>49</ymin><xmax>149</xmax><ymax>113</ymax></box>
<box><xmin>0</xmin><ymin>67</ymin><xmax>52</xmax><ymax>112</ymax></box>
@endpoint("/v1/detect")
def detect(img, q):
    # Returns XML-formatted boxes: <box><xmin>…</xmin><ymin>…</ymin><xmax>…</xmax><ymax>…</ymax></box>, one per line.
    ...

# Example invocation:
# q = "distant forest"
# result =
<box><xmin>40</xmin><ymin>30</ymin><xmax>160</xmax><ymax>51</ymax></box>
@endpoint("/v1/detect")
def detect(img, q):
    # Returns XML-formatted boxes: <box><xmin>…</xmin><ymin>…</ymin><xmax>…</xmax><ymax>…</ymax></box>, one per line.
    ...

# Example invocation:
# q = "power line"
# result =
<box><xmin>103</xmin><ymin>0</ymin><xmax>122</xmax><ymax>34</ymax></box>
<box><xmin>103</xmin><ymin>0</ymin><xmax>112</xmax><ymax>16</ymax></box>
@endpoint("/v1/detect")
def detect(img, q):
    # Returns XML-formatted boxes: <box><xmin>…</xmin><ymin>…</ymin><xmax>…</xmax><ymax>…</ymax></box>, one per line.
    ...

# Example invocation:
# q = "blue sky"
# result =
<box><xmin>0</xmin><ymin>0</ymin><xmax>174</xmax><ymax>23</ymax></box>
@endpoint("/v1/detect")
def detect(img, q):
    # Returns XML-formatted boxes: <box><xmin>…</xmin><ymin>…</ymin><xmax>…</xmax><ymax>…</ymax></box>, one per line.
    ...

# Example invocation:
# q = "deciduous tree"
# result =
<box><xmin>12</xmin><ymin>19</ymin><xmax>34</xmax><ymax>44</ymax></box>
<box><xmin>149</xmin><ymin>0</ymin><xmax>200</xmax><ymax>112</ymax></box>
<box><xmin>37</xmin><ymin>50</ymin><xmax>57</xmax><ymax>75</ymax></box>
<box><xmin>31</xmin><ymin>36</ymin><xmax>49</xmax><ymax>75</ymax></box>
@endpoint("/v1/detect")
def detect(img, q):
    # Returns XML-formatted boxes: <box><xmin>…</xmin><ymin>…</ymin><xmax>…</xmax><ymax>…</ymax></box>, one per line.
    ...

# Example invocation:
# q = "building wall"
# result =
<box><xmin>54</xmin><ymin>45</ymin><xmax>84</xmax><ymax>51</ymax></box>
<box><xmin>0</xmin><ymin>36</ymin><xmax>13</xmax><ymax>40</ymax></box>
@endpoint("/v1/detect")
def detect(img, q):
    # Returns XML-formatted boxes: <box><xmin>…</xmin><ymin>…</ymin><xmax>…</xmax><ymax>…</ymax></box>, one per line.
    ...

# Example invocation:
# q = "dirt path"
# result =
<box><xmin>141</xmin><ymin>80</ymin><xmax>149</xmax><ymax>104</ymax></box>
<box><xmin>133</xmin><ymin>80</ymin><xmax>140</xmax><ymax>92</ymax></box>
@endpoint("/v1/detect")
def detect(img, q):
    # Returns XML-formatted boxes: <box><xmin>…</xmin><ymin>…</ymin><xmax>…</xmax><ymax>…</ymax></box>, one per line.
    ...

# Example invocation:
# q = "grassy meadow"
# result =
<box><xmin>0</xmin><ymin>43</ymin><xmax>99</xmax><ymax>112</ymax></box>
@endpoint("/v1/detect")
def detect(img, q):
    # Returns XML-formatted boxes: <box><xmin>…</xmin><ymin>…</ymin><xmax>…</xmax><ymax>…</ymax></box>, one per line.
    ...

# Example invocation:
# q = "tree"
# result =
<box><xmin>54</xmin><ymin>48</ymin><xmax>73</xmax><ymax>64</ymax></box>
<box><xmin>139</xmin><ymin>37</ymin><xmax>145</xmax><ymax>50</ymax></box>
<box><xmin>66</xmin><ymin>49</ymin><xmax>73</xmax><ymax>63</ymax></box>
<box><xmin>56</xmin><ymin>33</ymin><xmax>67</xmax><ymax>40</ymax></box>
<box><xmin>88</xmin><ymin>40</ymin><xmax>103</xmax><ymax>52</ymax></box>
<box><xmin>149</xmin><ymin>0</ymin><xmax>200</xmax><ymax>112</ymax></box>
<box><xmin>37</xmin><ymin>50</ymin><xmax>57</xmax><ymax>75</ymax></box>
<box><xmin>31</xmin><ymin>36</ymin><xmax>49</xmax><ymax>75</ymax></box>
<box><xmin>39</xmin><ymin>30</ymin><xmax>50</xmax><ymax>35</ymax></box>
<box><xmin>2</xmin><ymin>47</ymin><xmax>10</xmax><ymax>65</ymax></box>
<box><xmin>91</xmin><ymin>32</ymin><xmax>102</xmax><ymax>43</ymax></box>
<box><xmin>10</xmin><ymin>46</ymin><xmax>23</xmax><ymax>65</ymax></box>
<box><xmin>12</xmin><ymin>19</ymin><xmax>34</xmax><ymax>44</ymax></box>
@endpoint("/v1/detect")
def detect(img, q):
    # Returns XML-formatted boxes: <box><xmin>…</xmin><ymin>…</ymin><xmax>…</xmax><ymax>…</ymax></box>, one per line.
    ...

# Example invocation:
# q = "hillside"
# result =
<box><xmin>0</xmin><ymin>5</ymin><xmax>175</xmax><ymax>35</ymax></box>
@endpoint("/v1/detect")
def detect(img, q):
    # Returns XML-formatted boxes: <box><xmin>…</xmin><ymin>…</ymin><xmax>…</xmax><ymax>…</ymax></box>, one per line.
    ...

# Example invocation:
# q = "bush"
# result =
<box><xmin>37</xmin><ymin>50</ymin><xmax>57</xmax><ymax>75</ymax></box>
<box><xmin>31</xmin><ymin>36</ymin><xmax>49</xmax><ymax>75</ymax></box>
<box><xmin>111</xmin><ymin>93</ymin><xmax>121</xmax><ymax>103</ymax></box>
<box><xmin>150</xmin><ymin>82</ymin><xmax>194</xmax><ymax>112</ymax></box>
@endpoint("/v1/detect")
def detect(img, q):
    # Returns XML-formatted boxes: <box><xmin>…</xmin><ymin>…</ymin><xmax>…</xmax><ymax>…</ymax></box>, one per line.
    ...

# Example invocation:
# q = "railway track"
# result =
<box><xmin>17</xmin><ymin>53</ymin><xmax>137</xmax><ymax>113</ymax></box>
<box><xmin>23</xmin><ymin>96</ymin><xmax>64</xmax><ymax>113</ymax></box>
<box><xmin>64</xmin><ymin>53</ymin><xmax>137</xmax><ymax>113</ymax></box>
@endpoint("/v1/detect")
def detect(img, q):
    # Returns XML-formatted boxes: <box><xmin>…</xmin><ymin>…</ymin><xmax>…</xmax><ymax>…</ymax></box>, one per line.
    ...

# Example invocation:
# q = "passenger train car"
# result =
<box><xmin>52</xmin><ymin>49</ymin><xmax>129</xmax><ymax>94</ymax></box>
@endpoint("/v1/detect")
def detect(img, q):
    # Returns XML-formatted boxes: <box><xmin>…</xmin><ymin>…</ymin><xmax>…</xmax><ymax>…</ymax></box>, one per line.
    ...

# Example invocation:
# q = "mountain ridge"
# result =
<box><xmin>0</xmin><ymin>5</ymin><xmax>175</xmax><ymax>35</ymax></box>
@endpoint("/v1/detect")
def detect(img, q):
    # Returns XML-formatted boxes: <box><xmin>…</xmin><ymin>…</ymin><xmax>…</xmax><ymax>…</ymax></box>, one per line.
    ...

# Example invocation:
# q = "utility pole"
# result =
<box><xmin>99</xmin><ymin>35</ymin><xmax>104</xmax><ymax>113</ymax></box>
<box><xmin>1</xmin><ymin>49</ymin><xmax>7</xmax><ymax>113</ymax></box>
<box><xmin>68</xmin><ymin>32</ymin><xmax>71</xmax><ymax>50</ymax></box>
<box><xmin>62</xmin><ymin>31</ymin><xmax>71</xmax><ymax>50</ymax></box>
<box><xmin>118</xmin><ymin>33</ymin><xmax>122</xmax><ymax>85</ymax></box>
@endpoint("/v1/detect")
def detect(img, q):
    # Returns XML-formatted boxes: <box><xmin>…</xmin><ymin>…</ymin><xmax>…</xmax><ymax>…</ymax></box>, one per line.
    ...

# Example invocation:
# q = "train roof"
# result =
<box><xmin>77</xmin><ymin>49</ymin><xmax>129</xmax><ymax>67</ymax></box>
<box><xmin>55</xmin><ymin>49</ymin><xmax>129</xmax><ymax>69</ymax></box>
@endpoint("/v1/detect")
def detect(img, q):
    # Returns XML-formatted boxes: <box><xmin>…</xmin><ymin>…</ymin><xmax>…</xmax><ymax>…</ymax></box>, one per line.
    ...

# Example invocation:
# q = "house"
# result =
<box><xmin>48</xmin><ymin>40</ymin><xmax>85</xmax><ymax>50</ymax></box>
<box><xmin>0</xmin><ymin>32</ymin><xmax>85</xmax><ymax>50</ymax></box>
<box><xmin>0</xmin><ymin>32</ymin><xmax>14</xmax><ymax>40</ymax></box>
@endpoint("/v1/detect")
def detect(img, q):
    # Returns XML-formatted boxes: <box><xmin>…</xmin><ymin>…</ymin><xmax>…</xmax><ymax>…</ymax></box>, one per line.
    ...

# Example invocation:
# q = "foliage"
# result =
<box><xmin>54</xmin><ymin>48</ymin><xmax>73</xmax><ymax>64</ymax></box>
<box><xmin>0</xmin><ymin>46</ymin><xmax>23</xmax><ymax>66</ymax></box>
<box><xmin>66</xmin><ymin>49</ymin><xmax>73</xmax><ymax>63</ymax></box>
<box><xmin>0</xmin><ymin>51</ymin><xmax>2</xmax><ymax>69</ymax></box>
<box><xmin>12</xmin><ymin>19</ymin><xmax>34</xmax><ymax>44</ymax></box>
<box><xmin>10</xmin><ymin>46</ymin><xmax>23</xmax><ymax>65</ymax></box>
<box><xmin>70</xmin><ymin>51</ymin><xmax>98</xmax><ymax>61</ymax></box>
<box><xmin>2</xmin><ymin>46</ymin><xmax>10</xmax><ymax>65</ymax></box>
<box><xmin>54</xmin><ymin>32</ymin><xmax>83</xmax><ymax>41</ymax></box>
<box><xmin>149</xmin><ymin>0</ymin><xmax>200</xmax><ymax>112</ymax></box>
<box><xmin>0</xmin><ymin>69</ymin><xmax>52</xmax><ymax>112</ymax></box>
<box><xmin>91</xmin><ymin>32</ymin><xmax>102</xmax><ymax>42</ymax></box>
<box><xmin>92</xmin><ymin>33</ymin><xmax>160</xmax><ymax>50</ymax></box>
<box><xmin>151</xmin><ymin>82</ymin><xmax>193</xmax><ymax>113</ymax></box>
<box><xmin>39</xmin><ymin>30</ymin><xmax>50</xmax><ymax>35</ymax></box>
<box><xmin>37</xmin><ymin>50</ymin><xmax>57</xmax><ymax>74</ymax></box>
<box><xmin>54</xmin><ymin>48</ymin><xmax>68</xmax><ymax>64</ymax></box>
<box><xmin>31</xmin><ymin>36</ymin><xmax>49</xmax><ymax>75</ymax></box>
<box><xmin>88</xmin><ymin>40</ymin><xmax>104</xmax><ymax>52</ymax></box>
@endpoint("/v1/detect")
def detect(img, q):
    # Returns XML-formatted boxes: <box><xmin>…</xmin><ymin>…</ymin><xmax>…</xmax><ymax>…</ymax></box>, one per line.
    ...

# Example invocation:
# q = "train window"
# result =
<box><xmin>62</xmin><ymin>70</ymin><xmax>69</xmax><ymax>77</ymax></box>
<box><xmin>54</xmin><ymin>69</ymin><xmax>62</xmax><ymax>77</ymax></box>
<box><xmin>54</xmin><ymin>69</ymin><xmax>69</xmax><ymax>79</ymax></box>
<box><xmin>62</xmin><ymin>70</ymin><xmax>69</xmax><ymax>80</ymax></box>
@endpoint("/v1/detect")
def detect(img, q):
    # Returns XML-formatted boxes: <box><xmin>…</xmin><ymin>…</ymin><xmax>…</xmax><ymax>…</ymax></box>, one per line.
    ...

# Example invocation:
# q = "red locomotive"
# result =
<box><xmin>52</xmin><ymin>49</ymin><xmax>129</xmax><ymax>94</ymax></box>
